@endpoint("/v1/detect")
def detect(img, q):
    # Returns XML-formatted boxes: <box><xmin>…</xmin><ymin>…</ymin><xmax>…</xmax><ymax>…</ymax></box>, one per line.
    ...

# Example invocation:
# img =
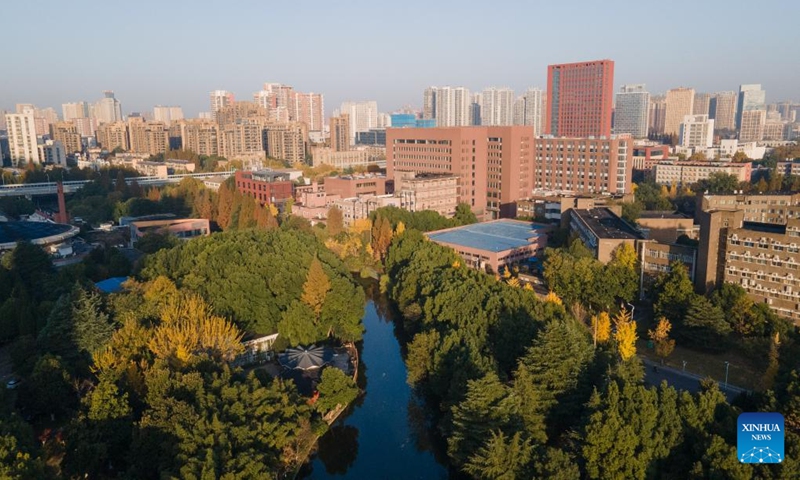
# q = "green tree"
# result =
<box><xmin>653</xmin><ymin>262</ymin><xmax>695</xmax><ymax>325</ymax></box>
<box><xmin>682</xmin><ymin>295</ymin><xmax>731</xmax><ymax>349</ymax></box>
<box><xmin>71</xmin><ymin>287</ymin><xmax>114</xmax><ymax>355</ymax></box>
<box><xmin>19</xmin><ymin>354</ymin><xmax>75</xmax><ymax>418</ymax></box>
<box><xmin>463</xmin><ymin>431</ymin><xmax>532</xmax><ymax>480</ymax></box>
<box><xmin>278</xmin><ymin>301</ymin><xmax>320</xmax><ymax>346</ymax></box>
<box><xmin>454</xmin><ymin>203</ymin><xmax>478</xmax><ymax>225</ymax></box>
<box><xmin>315</xmin><ymin>367</ymin><xmax>358</xmax><ymax>413</ymax></box>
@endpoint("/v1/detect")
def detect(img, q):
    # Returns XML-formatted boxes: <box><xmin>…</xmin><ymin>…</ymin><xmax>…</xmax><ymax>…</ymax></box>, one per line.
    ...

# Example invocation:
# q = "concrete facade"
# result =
<box><xmin>546</xmin><ymin>59</ymin><xmax>614</xmax><ymax>137</ymax></box>
<box><xmin>654</xmin><ymin>161</ymin><xmax>751</xmax><ymax>185</ymax></box>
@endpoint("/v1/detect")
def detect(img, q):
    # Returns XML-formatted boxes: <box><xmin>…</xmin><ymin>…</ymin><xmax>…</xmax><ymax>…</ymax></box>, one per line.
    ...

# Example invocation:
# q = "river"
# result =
<box><xmin>301</xmin><ymin>292</ymin><xmax>449</xmax><ymax>479</ymax></box>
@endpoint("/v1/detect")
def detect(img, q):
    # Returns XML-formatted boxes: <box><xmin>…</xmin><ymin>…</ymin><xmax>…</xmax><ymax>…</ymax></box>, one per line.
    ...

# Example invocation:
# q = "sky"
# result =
<box><xmin>2</xmin><ymin>0</ymin><xmax>799</xmax><ymax>118</ymax></box>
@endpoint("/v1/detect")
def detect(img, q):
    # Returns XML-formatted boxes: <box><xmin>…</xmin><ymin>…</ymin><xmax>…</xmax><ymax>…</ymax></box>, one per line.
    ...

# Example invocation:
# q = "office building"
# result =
<box><xmin>50</xmin><ymin>121</ymin><xmax>83</xmax><ymax>154</ymax></box>
<box><xmin>339</xmin><ymin>101</ymin><xmax>378</xmax><ymax>142</ymax></box>
<box><xmin>512</xmin><ymin>88</ymin><xmax>545</xmax><ymax>136</ymax></box>
<box><xmin>480</xmin><ymin>87</ymin><xmax>515</xmax><ymax>126</ymax></box>
<box><xmin>679</xmin><ymin>114</ymin><xmax>714</xmax><ymax>148</ymax></box>
<box><xmin>265</xmin><ymin>122</ymin><xmax>307</xmax><ymax>164</ymax></box>
<box><xmin>96</xmin><ymin>122</ymin><xmax>129</xmax><ymax>151</ymax></box>
<box><xmin>153</xmin><ymin>106</ymin><xmax>184</xmax><ymax>126</ymax></box>
<box><xmin>654</xmin><ymin>161</ymin><xmax>751</xmax><ymax>185</ymax></box>
<box><xmin>709</xmin><ymin>92</ymin><xmax>738</xmax><ymax>131</ymax></box>
<box><xmin>5</xmin><ymin>112</ymin><xmax>40</xmax><ymax>165</ymax></box>
<box><xmin>546</xmin><ymin>59</ymin><xmax>614</xmax><ymax>137</ymax></box>
<box><xmin>210</xmin><ymin>90</ymin><xmax>235</xmax><ymax>119</ymax></box>
<box><xmin>355</xmin><ymin>129</ymin><xmax>386</xmax><ymax>146</ymax></box>
<box><xmin>693</xmin><ymin>93</ymin><xmax>711</xmax><ymax>116</ymax></box>
<box><xmin>614</xmin><ymin>84</ymin><xmax>650</xmax><ymax>138</ymax></box>
<box><xmin>330</xmin><ymin>114</ymin><xmax>350</xmax><ymax>152</ymax></box>
<box><xmin>387</xmin><ymin>126</ymin><xmax>534</xmax><ymax>218</ymax></box>
<box><xmin>94</xmin><ymin>91</ymin><xmax>123</xmax><ymax>124</ymax></box>
<box><xmin>235</xmin><ymin>170</ymin><xmax>294</xmax><ymax>205</ymax></box>
<box><xmin>324</xmin><ymin>174</ymin><xmax>388</xmax><ymax>198</ymax></box>
<box><xmin>664</xmin><ymin>87</ymin><xmax>695</xmax><ymax>136</ymax></box>
<box><xmin>391</xmin><ymin>113</ymin><xmax>416</xmax><ymax>128</ymax></box>
<box><xmin>394</xmin><ymin>171</ymin><xmax>459</xmax><ymax>217</ymax></box>
<box><xmin>736</xmin><ymin>84</ymin><xmax>766</xmax><ymax>130</ymax></box>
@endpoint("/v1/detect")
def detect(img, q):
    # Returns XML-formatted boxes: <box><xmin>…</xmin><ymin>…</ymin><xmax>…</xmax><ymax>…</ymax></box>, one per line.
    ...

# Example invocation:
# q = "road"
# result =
<box><xmin>642</xmin><ymin>357</ymin><xmax>747</xmax><ymax>402</ymax></box>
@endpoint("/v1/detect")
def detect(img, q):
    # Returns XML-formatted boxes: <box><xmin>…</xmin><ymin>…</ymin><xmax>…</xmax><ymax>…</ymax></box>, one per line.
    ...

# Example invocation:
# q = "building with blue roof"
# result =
<box><xmin>426</xmin><ymin>219</ymin><xmax>550</xmax><ymax>273</ymax></box>
<box><xmin>95</xmin><ymin>277</ymin><xmax>129</xmax><ymax>294</ymax></box>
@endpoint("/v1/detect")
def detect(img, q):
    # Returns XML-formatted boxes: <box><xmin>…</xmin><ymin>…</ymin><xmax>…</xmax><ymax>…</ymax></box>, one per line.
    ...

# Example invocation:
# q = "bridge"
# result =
<box><xmin>0</xmin><ymin>171</ymin><xmax>236</xmax><ymax>197</ymax></box>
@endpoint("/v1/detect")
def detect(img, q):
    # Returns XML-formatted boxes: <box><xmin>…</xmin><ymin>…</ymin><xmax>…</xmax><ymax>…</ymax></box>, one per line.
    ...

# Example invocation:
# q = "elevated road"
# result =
<box><xmin>0</xmin><ymin>170</ymin><xmax>235</xmax><ymax>197</ymax></box>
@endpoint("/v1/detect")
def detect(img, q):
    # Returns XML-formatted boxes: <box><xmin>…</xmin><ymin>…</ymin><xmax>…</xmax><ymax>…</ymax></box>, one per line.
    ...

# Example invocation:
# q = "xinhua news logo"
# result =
<box><xmin>737</xmin><ymin>412</ymin><xmax>784</xmax><ymax>464</ymax></box>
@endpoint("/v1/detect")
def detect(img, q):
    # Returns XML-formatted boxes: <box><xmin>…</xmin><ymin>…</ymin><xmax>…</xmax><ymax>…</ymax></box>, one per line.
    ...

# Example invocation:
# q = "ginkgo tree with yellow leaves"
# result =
<box><xmin>613</xmin><ymin>307</ymin><xmax>638</xmax><ymax>361</ymax></box>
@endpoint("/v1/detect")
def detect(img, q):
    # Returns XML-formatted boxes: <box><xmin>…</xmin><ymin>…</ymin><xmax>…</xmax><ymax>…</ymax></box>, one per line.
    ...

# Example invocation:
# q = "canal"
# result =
<box><xmin>302</xmin><ymin>291</ymin><xmax>449</xmax><ymax>479</ymax></box>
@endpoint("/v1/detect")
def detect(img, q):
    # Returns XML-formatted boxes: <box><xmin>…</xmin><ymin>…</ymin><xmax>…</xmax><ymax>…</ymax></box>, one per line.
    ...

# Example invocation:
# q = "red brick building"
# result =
<box><xmin>546</xmin><ymin>59</ymin><xmax>614</xmax><ymax>137</ymax></box>
<box><xmin>235</xmin><ymin>170</ymin><xmax>294</xmax><ymax>205</ymax></box>
<box><xmin>324</xmin><ymin>174</ymin><xmax>388</xmax><ymax>198</ymax></box>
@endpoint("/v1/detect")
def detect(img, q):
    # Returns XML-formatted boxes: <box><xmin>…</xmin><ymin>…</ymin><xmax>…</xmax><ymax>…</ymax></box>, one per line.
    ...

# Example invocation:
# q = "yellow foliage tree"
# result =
<box><xmin>613</xmin><ymin>307</ymin><xmax>638</xmax><ymax>361</ymax></box>
<box><xmin>612</xmin><ymin>243</ymin><xmax>638</xmax><ymax>271</ymax></box>
<box><xmin>648</xmin><ymin>316</ymin><xmax>675</xmax><ymax>362</ymax></box>
<box><xmin>350</xmin><ymin>218</ymin><xmax>372</xmax><ymax>236</ymax></box>
<box><xmin>591</xmin><ymin>311</ymin><xmax>612</xmax><ymax>346</ymax></box>
<box><xmin>142</xmin><ymin>276</ymin><xmax>180</xmax><ymax>307</ymax></box>
<box><xmin>507</xmin><ymin>277</ymin><xmax>520</xmax><ymax>288</ymax></box>
<box><xmin>301</xmin><ymin>257</ymin><xmax>331</xmax><ymax>316</ymax></box>
<box><xmin>544</xmin><ymin>291</ymin><xmax>563</xmax><ymax>305</ymax></box>
<box><xmin>395</xmin><ymin>221</ymin><xmax>406</xmax><ymax>236</ymax></box>
<box><xmin>452</xmin><ymin>260</ymin><xmax>461</xmax><ymax>269</ymax></box>
<box><xmin>502</xmin><ymin>266</ymin><xmax>512</xmax><ymax>279</ymax></box>
<box><xmin>523</xmin><ymin>283</ymin><xmax>533</xmax><ymax>291</ymax></box>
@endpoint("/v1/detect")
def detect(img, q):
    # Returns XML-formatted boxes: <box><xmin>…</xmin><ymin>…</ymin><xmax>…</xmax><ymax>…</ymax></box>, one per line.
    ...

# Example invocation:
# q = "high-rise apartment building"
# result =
<box><xmin>423</xmin><ymin>87</ymin><xmax>471</xmax><ymax>127</ymax></box>
<box><xmin>648</xmin><ymin>95</ymin><xmax>667</xmax><ymax>136</ymax></box>
<box><xmin>210</xmin><ymin>90</ymin><xmax>235</xmax><ymax>120</ymax></box>
<box><xmin>693</xmin><ymin>93</ymin><xmax>711</xmax><ymax>116</ymax></box>
<box><xmin>512</xmin><ymin>88</ymin><xmax>545</xmax><ymax>136</ymax></box>
<box><xmin>265</xmin><ymin>123</ymin><xmax>308</xmax><ymax>163</ymax></box>
<box><xmin>127</xmin><ymin>117</ymin><xmax>168</xmax><ymax>155</ymax></box>
<box><xmin>50</xmin><ymin>121</ymin><xmax>83</xmax><ymax>154</ymax></box>
<box><xmin>739</xmin><ymin>110</ymin><xmax>766</xmax><ymax>143</ymax></box>
<box><xmin>153</xmin><ymin>106</ymin><xmax>184</xmax><ymax>126</ymax></box>
<box><xmin>679</xmin><ymin>114</ymin><xmax>714</xmax><ymax>148</ymax></box>
<box><xmin>94</xmin><ymin>91</ymin><xmax>123</xmax><ymax>124</ymax></box>
<box><xmin>339</xmin><ymin>101</ymin><xmax>378</xmax><ymax>142</ymax></box>
<box><xmin>292</xmin><ymin>92</ymin><xmax>324</xmax><ymax>133</ymax></box>
<box><xmin>532</xmin><ymin>136</ymin><xmax>632</xmax><ymax>194</ymax></box>
<box><xmin>664</xmin><ymin>87</ymin><xmax>695</xmax><ymax>136</ymax></box>
<box><xmin>480</xmin><ymin>87</ymin><xmax>515</xmax><ymax>126</ymax></box>
<box><xmin>219</xmin><ymin>119</ymin><xmax>265</xmax><ymax>158</ymax></box>
<box><xmin>736</xmin><ymin>84</ymin><xmax>766</xmax><ymax>129</ymax></box>
<box><xmin>709</xmin><ymin>92</ymin><xmax>737</xmax><ymax>131</ymax></box>
<box><xmin>5</xmin><ymin>112</ymin><xmax>40</xmax><ymax>166</ymax></box>
<box><xmin>96</xmin><ymin>122</ymin><xmax>130</xmax><ymax>151</ymax></box>
<box><xmin>330</xmin><ymin>114</ymin><xmax>351</xmax><ymax>152</ymax></box>
<box><xmin>62</xmin><ymin>102</ymin><xmax>89</xmax><ymax>121</ymax></box>
<box><xmin>613</xmin><ymin>84</ymin><xmax>650</xmax><ymax>138</ymax></box>
<box><xmin>179</xmin><ymin>119</ymin><xmax>219</xmax><ymax>156</ymax></box>
<box><xmin>545</xmin><ymin>59</ymin><xmax>614</xmax><ymax>137</ymax></box>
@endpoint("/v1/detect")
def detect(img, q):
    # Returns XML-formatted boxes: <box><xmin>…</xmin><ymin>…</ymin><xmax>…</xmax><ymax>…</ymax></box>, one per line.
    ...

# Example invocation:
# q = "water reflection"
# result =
<box><xmin>304</xmin><ymin>296</ymin><xmax>448</xmax><ymax>479</ymax></box>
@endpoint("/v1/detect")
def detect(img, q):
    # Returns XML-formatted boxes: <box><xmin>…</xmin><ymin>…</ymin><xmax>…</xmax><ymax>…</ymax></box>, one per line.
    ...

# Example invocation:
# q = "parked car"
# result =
<box><xmin>6</xmin><ymin>378</ymin><xmax>20</xmax><ymax>390</ymax></box>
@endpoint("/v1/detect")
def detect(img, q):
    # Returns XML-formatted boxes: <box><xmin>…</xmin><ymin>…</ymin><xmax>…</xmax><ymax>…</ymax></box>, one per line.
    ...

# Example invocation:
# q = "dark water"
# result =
<box><xmin>302</xmin><ymin>299</ymin><xmax>449</xmax><ymax>479</ymax></box>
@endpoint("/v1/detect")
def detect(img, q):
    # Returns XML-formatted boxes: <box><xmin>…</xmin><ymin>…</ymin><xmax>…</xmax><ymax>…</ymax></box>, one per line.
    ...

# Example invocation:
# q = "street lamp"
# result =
<box><xmin>724</xmin><ymin>361</ymin><xmax>730</xmax><ymax>389</ymax></box>
<box><xmin>682</xmin><ymin>360</ymin><xmax>687</xmax><ymax>372</ymax></box>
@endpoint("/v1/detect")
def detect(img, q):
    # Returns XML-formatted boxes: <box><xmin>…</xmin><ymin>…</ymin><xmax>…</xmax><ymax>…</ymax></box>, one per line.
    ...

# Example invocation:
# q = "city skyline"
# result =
<box><xmin>2</xmin><ymin>1</ymin><xmax>799</xmax><ymax>117</ymax></box>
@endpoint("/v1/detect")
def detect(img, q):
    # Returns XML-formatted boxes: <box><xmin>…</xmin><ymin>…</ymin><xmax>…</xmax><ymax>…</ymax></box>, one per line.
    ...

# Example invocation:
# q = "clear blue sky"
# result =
<box><xmin>2</xmin><ymin>0</ymin><xmax>799</xmax><ymax>117</ymax></box>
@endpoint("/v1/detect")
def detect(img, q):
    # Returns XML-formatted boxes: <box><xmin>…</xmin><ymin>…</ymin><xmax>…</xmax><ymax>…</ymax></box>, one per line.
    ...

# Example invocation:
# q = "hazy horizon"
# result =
<box><xmin>2</xmin><ymin>0</ymin><xmax>799</xmax><ymax>117</ymax></box>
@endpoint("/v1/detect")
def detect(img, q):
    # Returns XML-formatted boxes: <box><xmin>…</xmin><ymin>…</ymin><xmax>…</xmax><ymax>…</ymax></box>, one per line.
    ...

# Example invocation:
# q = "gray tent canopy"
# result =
<box><xmin>279</xmin><ymin>345</ymin><xmax>335</xmax><ymax>371</ymax></box>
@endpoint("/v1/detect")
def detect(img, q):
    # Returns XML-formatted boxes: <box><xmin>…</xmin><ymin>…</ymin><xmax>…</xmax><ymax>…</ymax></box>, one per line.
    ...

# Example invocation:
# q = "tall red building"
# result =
<box><xmin>546</xmin><ymin>59</ymin><xmax>614</xmax><ymax>137</ymax></box>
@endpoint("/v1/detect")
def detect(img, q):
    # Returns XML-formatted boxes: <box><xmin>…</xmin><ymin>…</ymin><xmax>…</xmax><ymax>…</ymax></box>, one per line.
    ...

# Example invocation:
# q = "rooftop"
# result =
<box><xmin>638</xmin><ymin>211</ymin><xmax>691</xmax><ymax>219</ymax></box>
<box><xmin>0</xmin><ymin>221</ymin><xmax>79</xmax><ymax>249</ymax></box>
<box><xmin>427</xmin><ymin>219</ymin><xmax>543</xmax><ymax>253</ymax></box>
<box><xmin>740</xmin><ymin>221</ymin><xmax>787</xmax><ymax>235</ymax></box>
<box><xmin>573</xmin><ymin>208</ymin><xmax>643</xmax><ymax>240</ymax></box>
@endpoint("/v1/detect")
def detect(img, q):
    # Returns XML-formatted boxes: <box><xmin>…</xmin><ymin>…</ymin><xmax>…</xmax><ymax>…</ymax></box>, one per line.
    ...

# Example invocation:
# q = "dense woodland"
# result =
<box><xmin>384</xmin><ymin>229</ymin><xmax>800</xmax><ymax>479</ymax></box>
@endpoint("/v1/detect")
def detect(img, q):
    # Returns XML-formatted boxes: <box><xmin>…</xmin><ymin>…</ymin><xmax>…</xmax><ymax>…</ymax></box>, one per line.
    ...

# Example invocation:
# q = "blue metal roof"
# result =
<box><xmin>428</xmin><ymin>220</ymin><xmax>542</xmax><ymax>252</ymax></box>
<box><xmin>95</xmin><ymin>277</ymin><xmax>129</xmax><ymax>294</ymax></box>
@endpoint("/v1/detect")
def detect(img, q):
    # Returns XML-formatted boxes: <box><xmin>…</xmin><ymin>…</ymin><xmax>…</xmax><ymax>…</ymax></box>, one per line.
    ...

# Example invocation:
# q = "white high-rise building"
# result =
<box><xmin>679</xmin><ymin>114</ymin><xmax>714</xmax><ymax>148</ymax></box>
<box><xmin>62</xmin><ymin>102</ymin><xmax>89</xmax><ymax>121</ymax></box>
<box><xmin>377</xmin><ymin>113</ymin><xmax>392</xmax><ymax>129</ymax></box>
<box><xmin>339</xmin><ymin>101</ymin><xmax>379</xmax><ymax>143</ymax></box>
<box><xmin>5</xmin><ymin>112</ymin><xmax>40</xmax><ymax>166</ymax></box>
<box><xmin>709</xmin><ymin>92</ymin><xmax>738</xmax><ymax>131</ymax></box>
<box><xmin>210</xmin><ymin>90</ymin><xmax>234</xmax><ymax>119</ymax></box>
<box><xmin>93</xmin><ymin>91</ymin><xmax>122</xmax><ymax>124</ymax></box>
<box><xmin>736</xmin><ymin>84</ymin><xmax>766</xmax><ymax>142</ymax></box>
<box><xmin>613</xmin><ymin>84</ymin><xmax>650</xmax><ymax>138</ymax></box>
<box><xmin>153</xmin><ymin>106</ymin><xmax>184</xmax><ymax>126</ymax></box>
<box><xmin>512</xmin><ymin>88</ymin><xmax>545</xmax><ymax>136</ymax></box>
<box><xmin>480</xmin><ymin>87</ymin><xmax>515</xmax><ymax>126</ymax></box>
<box><xmin>434</xmin><ymin>86</ymin><xmax>471</xmax><ymax>127</ymax></box>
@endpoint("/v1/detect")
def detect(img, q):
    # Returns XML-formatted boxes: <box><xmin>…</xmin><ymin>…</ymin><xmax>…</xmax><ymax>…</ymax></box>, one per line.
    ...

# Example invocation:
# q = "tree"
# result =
<box><xmin>371</xmin><ymin>215</ymin><xmax>394</xmax><ymax>261</ymax></box>
<box><xmin>710</xmin><ymin>282</ymin><xmax>755</xmax><ymax>335</ymax></box>
<box><xmin>614</xmin><ymin>308</ymin><xmax>638</xmax><ymax>361</ymax></box>
<box><xmin>653</xmin><ymin>262</ymin><xmax>695</xmax><ymax>324</ymax></box>
<box><xmin>649</xmin><ymin>317</ymin><xmax>676</xmax><ymax>362</ymax></box>
<box><xmin>327</xmin><ymin>206</ymin><xmax>344</xmax><ymax>236</ymax></box>
<box><xmin>761</xmin><ymin>333</ymin><xmax>781</xmax><ymax>391</ymax></box>
<box><xmin>19</xmin><ymin>354</ymin><xmax>75</xmax><ymax>418</ymax></box>
<box><xmin>591</xmin><ymin>311</ymin><xmax>611</xmax><ymax>346</ymax></box>
<box><xmin>454</xmin><ymin>203</ymin><xmax>478</xmax><ymax>225</ymax></box>
<box><xmin>463</xmin><ymin>431</ymin><xmax>532</xmax><ymax>480</ymax></box>
<box><xmin>278</xmin><ymin>301</ymin><xmax>320</xmax><ymax>346</ymax></box>
<box><xmin>301</xmin><ymin>257</ymin><xmax>331</xmax><ymax>317</ymax></box>
<box><xmin>315</xmin><ymin>367</ymin><xmax>358</xmax><ymax>413</ymax></box>
<box><xmin>71</xmin><ymin>287</ymin><xmax>114</xmax><ymax>355</ymax></box>
<box><xmin>732</xmin><ymin>151</ymin><xmax>750</xmax><ymax>163</ymax></box>
<box><xmin>681</xmin><ymin>295</ymin><xmax>731</xmax><ymax>350</ymax></box>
